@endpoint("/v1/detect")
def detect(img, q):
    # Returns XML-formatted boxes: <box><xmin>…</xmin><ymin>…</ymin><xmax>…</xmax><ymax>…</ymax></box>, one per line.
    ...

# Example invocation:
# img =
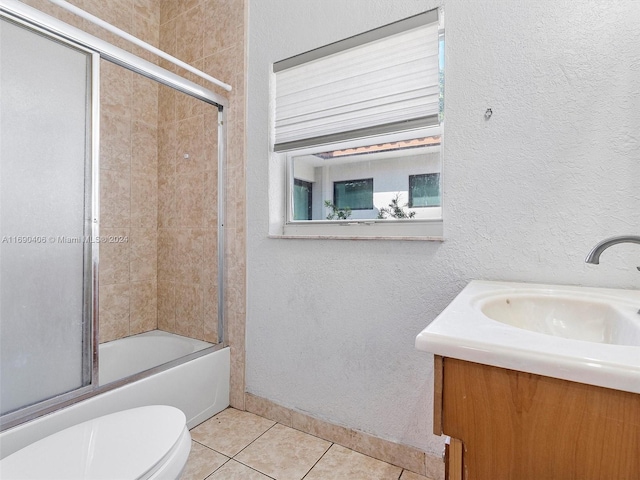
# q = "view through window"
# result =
<box><xmin>290</xmin><ymin>132</ymin><xmax>441</xmax><ymax>222</ymax></box>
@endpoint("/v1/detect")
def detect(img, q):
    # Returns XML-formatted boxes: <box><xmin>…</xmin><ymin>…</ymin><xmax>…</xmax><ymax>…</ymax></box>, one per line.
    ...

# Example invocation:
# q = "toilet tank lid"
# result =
<box><xmin>0</xmin><ymin>405</ymin><xmax>187</xmax><ymax>480</ymax></box>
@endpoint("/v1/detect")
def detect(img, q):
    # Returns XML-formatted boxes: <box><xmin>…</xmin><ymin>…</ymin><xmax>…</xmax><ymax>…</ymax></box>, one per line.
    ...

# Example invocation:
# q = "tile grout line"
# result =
<box><xmin>223</xmin><ymin>418</ymin><xmax>335</xmax><ymax>480</ymax></box>
<box><xmin>299</xmin><ymin>441</ymin><xmax>334</xmax><ymax>480</ymax></box>
<box><xmin>222</xmin><ymin>458</ymin><xmax>278</xmax><ymax>480</ymax></box>
<box><xmin>187</xmin><ymin>439</ymin><xmax>232</xmax><ymax>479</ymax></box>
<box><xmin>201</xmin><ymin>455</ymin><xmax>232</xmax><ymax>480</ymax></box>
<box><xmin>189</xmin><ymin>435</ymin><xmax>278</xmax><ymax>480</ymax></box>
<box><xmin>228</xmin><ymin>420</ymin><xmax>279</xmax><ymax>459</ymax></box>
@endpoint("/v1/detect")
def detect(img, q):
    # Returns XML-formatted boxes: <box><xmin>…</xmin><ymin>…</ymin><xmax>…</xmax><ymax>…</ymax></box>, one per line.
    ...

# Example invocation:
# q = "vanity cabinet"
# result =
<box><xmin>434</xmin><ymin>356</ymin><xmax>640</xmax><ymax>480</ymax></box>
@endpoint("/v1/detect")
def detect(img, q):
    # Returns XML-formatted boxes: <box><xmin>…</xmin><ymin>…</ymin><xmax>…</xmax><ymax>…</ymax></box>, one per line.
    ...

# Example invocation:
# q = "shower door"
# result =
<box><xmin>0</xmin><ymin>18</ymin><xmax>96</xmax><ymax>421</ymax></box>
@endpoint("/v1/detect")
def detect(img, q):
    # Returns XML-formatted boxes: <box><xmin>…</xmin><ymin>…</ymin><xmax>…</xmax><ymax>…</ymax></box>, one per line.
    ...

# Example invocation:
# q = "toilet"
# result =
<box><xmin>0</xmin><ymin>405</ymin><xmax>191</xmax><ymax>480</ymax></box>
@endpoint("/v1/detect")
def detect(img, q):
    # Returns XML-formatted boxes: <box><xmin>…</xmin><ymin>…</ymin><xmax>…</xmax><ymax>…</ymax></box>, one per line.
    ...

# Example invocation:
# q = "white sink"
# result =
<box><xmin>478</xmin><ymin>293</ymin><xmax>640</xmax><ymax>346</ymax></box>
<box><xmin>415</xmin><ymin>281</ymin><xmax>640</xmax><ymax>394</ymax></box>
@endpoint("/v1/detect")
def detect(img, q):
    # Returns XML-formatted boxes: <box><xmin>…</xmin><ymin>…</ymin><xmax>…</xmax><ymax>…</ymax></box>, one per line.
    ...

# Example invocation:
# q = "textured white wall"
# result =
<box><xmin>246</xmin><ymin>0</ymin><xmax>640</xmax><ymax>456</ymax></box>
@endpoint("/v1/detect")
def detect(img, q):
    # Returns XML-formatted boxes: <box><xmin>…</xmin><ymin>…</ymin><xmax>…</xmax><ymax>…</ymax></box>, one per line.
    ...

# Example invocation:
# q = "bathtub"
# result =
<box><xmin>99</xmin><ymin>330</ymin><xmax>214</xmax><ymax>385</ymax></box>
<box><xmin>0</xmin><ymin>330</ymin><xmax>229</xmax><ymax>459</ymax></box>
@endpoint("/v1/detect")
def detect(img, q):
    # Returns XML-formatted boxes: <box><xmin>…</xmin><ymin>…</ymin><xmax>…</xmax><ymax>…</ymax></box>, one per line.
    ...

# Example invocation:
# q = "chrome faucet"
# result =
<box><xmin>585</xmin><ymin>235</ymin><xmax>640</xmax><ymax>271</ymax></box>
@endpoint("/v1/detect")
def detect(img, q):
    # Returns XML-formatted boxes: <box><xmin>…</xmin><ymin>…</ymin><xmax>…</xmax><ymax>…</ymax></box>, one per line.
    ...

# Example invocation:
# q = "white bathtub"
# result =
<box><xmin>99</xmin><ymin>330</ymin><xmax>213</xmax><ymax>385</ymax></box>
<box><xmin>0</xmin><ymin>330</ymin><xmax>229</xmax><ymax>459</ymax></box>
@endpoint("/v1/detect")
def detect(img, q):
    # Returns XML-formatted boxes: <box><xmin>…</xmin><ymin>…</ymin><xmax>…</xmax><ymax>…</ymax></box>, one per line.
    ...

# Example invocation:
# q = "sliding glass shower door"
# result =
<box><xmin>0</xmin><ymin>18</ymin><xmax>95</xmax><ymax>418</ymax></box>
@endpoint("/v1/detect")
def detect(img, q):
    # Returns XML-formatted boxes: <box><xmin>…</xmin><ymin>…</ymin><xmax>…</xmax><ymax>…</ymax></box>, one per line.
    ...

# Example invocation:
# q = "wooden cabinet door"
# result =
<box><xmin>440</xmin><ymin>357</ymin><xmax>640</xmax><ymax>480</ymax></box>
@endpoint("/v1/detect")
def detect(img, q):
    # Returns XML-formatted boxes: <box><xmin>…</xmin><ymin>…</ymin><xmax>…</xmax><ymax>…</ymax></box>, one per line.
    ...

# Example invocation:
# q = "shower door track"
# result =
<box><xmin>0</xmin><ymin>0</ymin><xmax>229</xmax><ymax>431</ymax></box>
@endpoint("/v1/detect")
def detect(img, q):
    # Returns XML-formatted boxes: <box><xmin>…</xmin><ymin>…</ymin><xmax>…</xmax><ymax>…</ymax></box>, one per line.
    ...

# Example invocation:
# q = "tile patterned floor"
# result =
<box><xmin>183</xmin><ymin>408</ymin><xmax>433</xmax><ymax>480</ymax></box>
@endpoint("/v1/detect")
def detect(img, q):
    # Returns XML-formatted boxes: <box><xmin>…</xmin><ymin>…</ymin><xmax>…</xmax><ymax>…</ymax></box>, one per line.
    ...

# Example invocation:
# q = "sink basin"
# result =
<box><xmin>415</xmin><ymin>281</ymin><xmax>640</xmax><ymax>394</ymax></box>
<box><xmin>479</xmin><ymin>293</ymin><xmax>640</xmax><ymax>346</ymax></box>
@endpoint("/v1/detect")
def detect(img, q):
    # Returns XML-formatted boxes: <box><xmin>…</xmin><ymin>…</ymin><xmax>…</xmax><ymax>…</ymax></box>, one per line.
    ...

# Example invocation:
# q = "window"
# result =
<box><xmin>273</xmin><ymin>8</ymin><xmax>444</xmax><ymax>239</ymax></box>
<box><xmin>334</xmin><ymin>178</ymin><xmax>373</xmax><ymax>211</ymax></box>
<box><xmin>409</xmin><ymin>173</ymin><xmax>441</xmax><ymax>208</ymax></box>
<box><xmin>293</xmin><ymin>179</ymin><xmax>312</xmax><ymax>220</ymax></box>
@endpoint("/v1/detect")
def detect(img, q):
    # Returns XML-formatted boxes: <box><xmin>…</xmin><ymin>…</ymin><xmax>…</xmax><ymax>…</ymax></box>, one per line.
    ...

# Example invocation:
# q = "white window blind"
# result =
<box><xmin>274</xmin><ymin>11</ymin><xmax>440</xmax><ymax>152</ymax></box>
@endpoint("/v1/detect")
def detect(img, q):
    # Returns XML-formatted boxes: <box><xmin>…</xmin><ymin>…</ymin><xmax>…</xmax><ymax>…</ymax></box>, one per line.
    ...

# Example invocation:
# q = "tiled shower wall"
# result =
<box><xmin>156</xmin><ymin>1</ymin><xmax>247</xmax><ymax>408</ymax></box>
<box><xmin>99</xmin><ymin>61</ymin><xmax>160</xmax><ymax>342</ymax></box>
<box><xmin>20</xmin><ymin>0</ymin><xmax>247</xmax><ymax>405</ymax></box>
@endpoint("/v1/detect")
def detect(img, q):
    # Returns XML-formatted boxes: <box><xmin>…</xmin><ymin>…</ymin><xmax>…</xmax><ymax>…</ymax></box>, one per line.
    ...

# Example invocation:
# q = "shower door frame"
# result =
<box><xmin>0</xmin><ymin>0</ymin><xmax>228</xmax><ymax>431</ymax></box>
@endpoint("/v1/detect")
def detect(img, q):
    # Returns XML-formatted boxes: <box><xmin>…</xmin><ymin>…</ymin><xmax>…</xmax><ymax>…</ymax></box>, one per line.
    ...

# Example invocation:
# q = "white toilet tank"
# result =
<box><xmin>0</xmin><ymin>405</ymin><xmax>191</xmax><ymax>480</ymax></box>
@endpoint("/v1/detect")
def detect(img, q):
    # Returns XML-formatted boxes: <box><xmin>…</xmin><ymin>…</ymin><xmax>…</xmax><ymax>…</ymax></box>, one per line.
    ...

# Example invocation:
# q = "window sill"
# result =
<box><xmin>274</xmin><ymin>220</ymin><xmax>443</xmax><ymax>240</ymax></box>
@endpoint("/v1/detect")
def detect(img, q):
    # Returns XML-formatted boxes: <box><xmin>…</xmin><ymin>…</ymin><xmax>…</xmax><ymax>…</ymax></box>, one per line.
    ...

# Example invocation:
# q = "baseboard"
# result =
<box><xmin>244</xmin><ymin>392</ymin><xmax>444</xmax><ymax>480</ymax></box>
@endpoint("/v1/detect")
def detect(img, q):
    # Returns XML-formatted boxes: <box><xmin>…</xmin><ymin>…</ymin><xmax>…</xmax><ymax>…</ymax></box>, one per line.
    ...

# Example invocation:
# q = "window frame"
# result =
<box><xmin>281</xmin><ymin>126</ymin><xmax>443</xmax><ymax>240</ymax></box>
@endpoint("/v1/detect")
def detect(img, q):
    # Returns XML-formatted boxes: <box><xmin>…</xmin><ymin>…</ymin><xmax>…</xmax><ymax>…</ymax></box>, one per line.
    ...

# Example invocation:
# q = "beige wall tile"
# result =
<box><xmin>157</xmin><ymin>281</ymin><xmax>176</xmax><ymax>332</ymax></box>
<box><xmin>157</xmin><ymin>228</ymin><xmax>176</xmax><ymax>282</ymax></box>
<box><xmin>132</xmin><ymin>77</ymin><xmax>159</xmax><ymax>129</ymax></box>
<box><xmin>353</xmin><ymin>434</ymin><xmax>427</xmax><ymax>479</ymax></box>
<box><xmin>175</xmin><ymin>283</ymin><xmax>204</xmax><ymax>338</ymax></box>
<box><xmin>203</xmin><ymin>44</ymin><xmax>242</xmax><ymax>91</ymax></box>
<box><xmin>290</xmin><ymin>411</ymin><xmax>355</xmax><ymax>451</ymax></box>
<box><xmin>160</xmin><ymin>0</ymin><xmax>201</xmax><ymax>27</ymax></box>
<box><xmin>229</xmin><ymin>342</ymin><xmax>245</xmax><ymax>409</ymax></box>
<box><xmin>130</xmin><ymin>227</ymin><xmax>157</xmax><ymax>281</ymax></box>
<box><xmin>152</xmin><ymin>0</ymin><xmax>245</xmax><ymax>349</ymax></box>
<box><xmin>157</xmin><ymin>174</ymin><xmax>176</xmax><ymax>228</ymax></box>
<box><xmin>175</xmin><ymin>4</ymin><xmax>204</xmax><ymax>64</ymax></box>
<box><xmin>203</xmin><ymin>0</ymin><xmax>243</xmax><ymax>55</ymax></box>
<box><xmin>175</xmin><ymin>229</ymin><xmax>204</xmax><ymax>284</ymax></box>
<box><xmin>175</xmin><ymin>172</ymin><xmax>204</xmax><ymax>228</ymax></box>
<box><xmin>100</xmin><ymin>112</ymin><xmax>131</xmax><ymax>172</ymax></box>
<box><xmin>158</xmin><ymin>121</ymin><xmax>177</xmax><ymax>177</ymax></box>
<box><xmin>99</xmin><ymin>283</ymin><xmax>130</xmax><ymax>342</ymax></box>
<box><xmin>176</xmin><ymin>115</ymin><xmax>206</xmax><ymax>174</ymax></box>
<box><xmin>131</xmin><ymin>172</ymin><xmax>158</xmax><ymax>229</ymax></box>
<box><xmin>100</xmin><ymin>61</ymin><xmax>133</xmax><ymax>120</ymax></box>
<box><xmin>131</xmin><ymin>121</ymin><xmax>158</xmax><ymax>175</ymax></box>
<box><xmin>100</xmin><ymin>169</ymin><xmax>130</xmax><ymax>228</ymax></box>
<box><xmin>244</xmin><ymin>393</ymin><xmax>292</xmax><ymax>427</ymax></box>
<box><xmin>82</xmin><ymin>0</ymin><xmax>132</xmax><ymax>32</ymax></box>
<box><xmin>99</xmin><ymin>228</ymin><xmax>130</xmax><ymax>285</ymax></box>
<box><xmin>130</xmin><ymin>280</ymin><xmax>157</xmax><ymax>334</ymax></box>
<box><xmin>159</xmin><ymin>0</ymin><xmax>178</xmax><ymax>27</ymax></box>
<box><xmin>133</xmin><ymin>0</ymin><xmax>160</xmax><ymax>47</ymax></box>
<box><xmin>158</xmin><ymin>83</ymin><xmax>177</xmax><ymax>127</ymax></box>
